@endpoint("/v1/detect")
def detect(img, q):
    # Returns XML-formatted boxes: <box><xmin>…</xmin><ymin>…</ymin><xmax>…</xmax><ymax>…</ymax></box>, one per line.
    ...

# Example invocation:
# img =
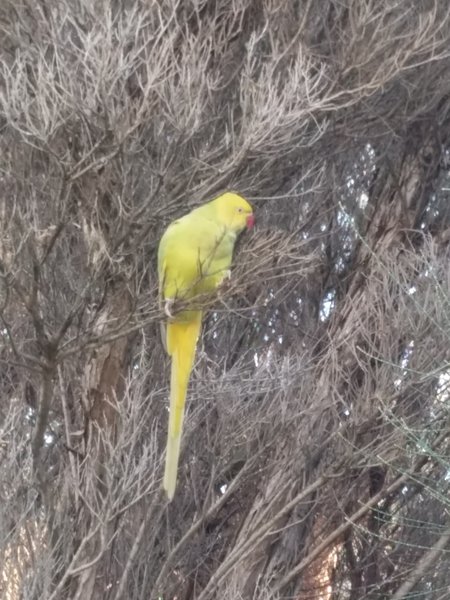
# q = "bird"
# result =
<box><xmin>158</xmin><ymin>191</ymin><xmax>255</xmax><ymax>500</ymax></box>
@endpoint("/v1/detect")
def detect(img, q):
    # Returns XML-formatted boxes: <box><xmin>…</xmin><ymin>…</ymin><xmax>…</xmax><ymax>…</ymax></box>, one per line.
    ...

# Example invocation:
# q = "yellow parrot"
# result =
<box><xmin>158</xmin><ymin>192</ymin><xmax>255</xmax><ymax>500</ymax></box>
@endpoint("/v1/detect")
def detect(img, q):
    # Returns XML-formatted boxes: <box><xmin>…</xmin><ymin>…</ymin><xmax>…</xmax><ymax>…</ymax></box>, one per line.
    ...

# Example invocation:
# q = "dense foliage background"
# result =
<box><xmin>1</xmin><ymin>1</ymin><xmax>450</xmax><ymax>598</ymax></box>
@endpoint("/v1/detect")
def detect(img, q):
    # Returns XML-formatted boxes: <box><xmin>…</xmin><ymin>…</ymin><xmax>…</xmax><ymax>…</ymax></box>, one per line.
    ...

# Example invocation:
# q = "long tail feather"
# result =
<box><xmin>163</xmin><ymin>311</ymin><xmax>202</xmax><ymax>501</ymax></box>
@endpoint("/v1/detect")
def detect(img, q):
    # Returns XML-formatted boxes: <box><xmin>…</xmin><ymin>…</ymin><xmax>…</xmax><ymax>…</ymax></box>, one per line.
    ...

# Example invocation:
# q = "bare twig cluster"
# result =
<box><xmin>1</xmin><ymin>1</ymin><xmax>450</xmax><ymax>599</ymax></box>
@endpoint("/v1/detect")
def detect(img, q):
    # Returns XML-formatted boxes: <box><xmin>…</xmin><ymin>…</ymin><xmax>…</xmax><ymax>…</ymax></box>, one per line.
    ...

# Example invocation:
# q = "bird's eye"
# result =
<box><xmin>237</xmin><ymin>207</ymin><xmax>243</xmax><ymax>213</ymax></box>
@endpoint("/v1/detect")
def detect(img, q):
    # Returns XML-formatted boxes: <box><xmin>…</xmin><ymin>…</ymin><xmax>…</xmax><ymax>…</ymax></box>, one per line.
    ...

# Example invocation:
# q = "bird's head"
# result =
<box><xmin>211</xmin><ymin>192</ymin><xmax>255</xmax><ymax>234</ymax></box>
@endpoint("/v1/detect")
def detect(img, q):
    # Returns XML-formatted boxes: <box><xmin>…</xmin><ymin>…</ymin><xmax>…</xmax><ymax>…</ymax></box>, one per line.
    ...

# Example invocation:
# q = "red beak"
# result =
<box><xmin>246</xmin><ymin>213</ymin><xmax>255</xmax><ymax>229</ymax></box>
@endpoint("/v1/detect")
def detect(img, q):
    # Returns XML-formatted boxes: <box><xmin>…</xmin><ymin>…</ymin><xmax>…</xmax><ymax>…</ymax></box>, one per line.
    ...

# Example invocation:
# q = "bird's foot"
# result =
<box><xmin>217</xmin><ymin>271</ymin><xmax>232</xmax><ymax>303</ymax></box>
<box><xmin>164</xmin><ymin>298</ymin><xmax>175</xmax><ymax>319</ymax></box>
